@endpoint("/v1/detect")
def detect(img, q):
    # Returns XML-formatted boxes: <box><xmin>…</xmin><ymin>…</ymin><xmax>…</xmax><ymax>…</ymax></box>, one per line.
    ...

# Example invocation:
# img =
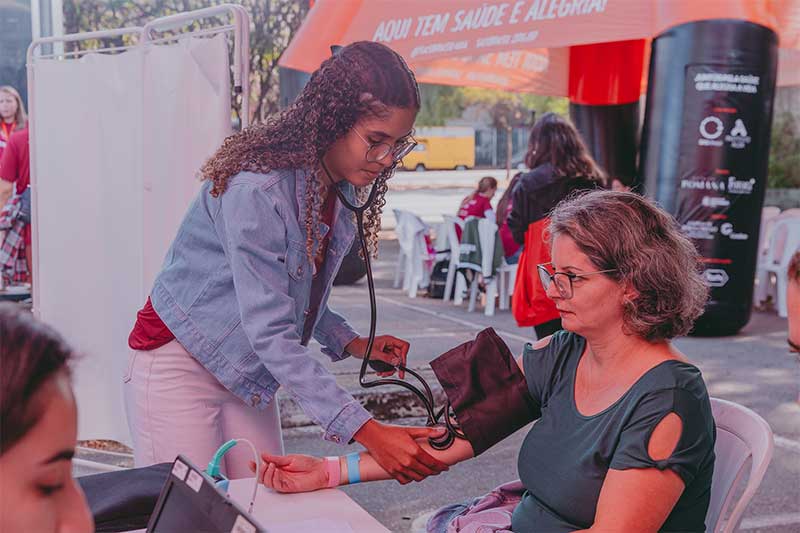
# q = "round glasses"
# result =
<box><xmin>537</xmin><ymin>262</ymin><xmax>617</xmax><ymax>300</ymax></box>
<box><xmin>353</xmin><ymin>128</ymin><xmax>417</xmax><ymax>164</ymax></box>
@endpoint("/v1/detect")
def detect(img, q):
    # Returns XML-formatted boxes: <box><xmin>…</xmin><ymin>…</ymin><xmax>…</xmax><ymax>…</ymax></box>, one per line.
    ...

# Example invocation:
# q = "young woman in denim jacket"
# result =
<box><xmin>125</xmin><ymin>41</ymin><xmax>448</xmax><ymax>482</ymax></box>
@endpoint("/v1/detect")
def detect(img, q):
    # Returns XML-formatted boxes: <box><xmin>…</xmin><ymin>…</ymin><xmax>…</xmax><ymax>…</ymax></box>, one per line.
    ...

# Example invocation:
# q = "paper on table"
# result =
<box><xmin>265</xmin><ymin>518</ymin><xmax>355</xmax><ymax>533</ymax></box>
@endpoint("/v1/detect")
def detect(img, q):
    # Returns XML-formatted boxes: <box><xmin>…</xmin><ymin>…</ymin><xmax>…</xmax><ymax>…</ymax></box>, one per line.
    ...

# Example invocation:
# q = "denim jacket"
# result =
<box><xmin>150</xmin><ymin>169</ymin><xmax>372</xmax><ymax>444</ymax></box>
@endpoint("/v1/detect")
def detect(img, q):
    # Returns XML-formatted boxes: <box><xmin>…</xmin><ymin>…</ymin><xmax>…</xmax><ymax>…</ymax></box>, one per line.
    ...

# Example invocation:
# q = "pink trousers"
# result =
<box><xmin>123</xmin><ymin>340</ymin><xmax>283</xmax><ymax>479</ymax></box>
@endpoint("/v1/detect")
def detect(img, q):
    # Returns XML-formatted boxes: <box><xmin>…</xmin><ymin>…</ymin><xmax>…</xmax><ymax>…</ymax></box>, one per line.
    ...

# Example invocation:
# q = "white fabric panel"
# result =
<box><xmin>31</xmin><ymin>34</ymin><xmax>232</xmax><ymax>444</ymax></box>
<box><xmin>141</xmin><ymin>34</ymin><xmax>231</xmax><ymax>290</ymax></box>
<box><xmin>33</xmin><ymin>50</ymin><xmax>145</xmax><ymax>444</ymax></box>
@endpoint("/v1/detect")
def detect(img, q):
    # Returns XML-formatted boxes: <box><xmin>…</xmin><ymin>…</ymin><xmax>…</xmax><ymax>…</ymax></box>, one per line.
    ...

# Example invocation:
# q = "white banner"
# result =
<box><xmin>31</xmin><ymin>33</ymin><xmax>231</xmax><ymax>444</ymax></box>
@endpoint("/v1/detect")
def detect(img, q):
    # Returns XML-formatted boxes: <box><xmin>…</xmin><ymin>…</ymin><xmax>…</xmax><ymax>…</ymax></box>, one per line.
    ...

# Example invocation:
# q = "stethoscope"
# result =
<box><xmin>319</xmin><ymin>159</ymin><xmax>465</xmax><ymax>450</ymax></box>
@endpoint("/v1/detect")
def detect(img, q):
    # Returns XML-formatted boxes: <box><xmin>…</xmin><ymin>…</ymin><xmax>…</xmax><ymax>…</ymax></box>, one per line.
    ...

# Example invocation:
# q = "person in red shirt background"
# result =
<box><xmin>0</xmin><ymin>128</ymin><xmax>32</xmax><ymax>282</ymax></box>
<box><xmin>0</xmin><ymin>86</ymin><xmax>26</xmax><ymax>160</ymax></box>
<box><xmin>457</xmin><ymin>176</ymin><xmax>497</xmax><ymax>220</ymax></box>
<box><xmin>455</xmin><ymin>175</ymin><xmax>497</xmax><ymax>240</ymax></box>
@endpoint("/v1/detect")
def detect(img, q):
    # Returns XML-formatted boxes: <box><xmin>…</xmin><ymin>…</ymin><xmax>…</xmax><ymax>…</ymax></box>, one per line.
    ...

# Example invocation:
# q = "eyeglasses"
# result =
<box><xmin>536</xmin><ymin>262</ymin><xmax>617</xmax><ymax>300</ymax></box>
<box><xmin>353</xmin><ymin>128</ymin><xmax>417</xmax><ymax>164</ymax></box>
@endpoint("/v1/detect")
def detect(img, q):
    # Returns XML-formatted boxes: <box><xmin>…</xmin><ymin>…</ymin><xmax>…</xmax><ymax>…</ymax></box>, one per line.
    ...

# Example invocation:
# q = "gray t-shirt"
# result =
<box><xmin>511</xmin><ymin>331</ymin><xmax>715</xmax><ymax>532</ymax></box>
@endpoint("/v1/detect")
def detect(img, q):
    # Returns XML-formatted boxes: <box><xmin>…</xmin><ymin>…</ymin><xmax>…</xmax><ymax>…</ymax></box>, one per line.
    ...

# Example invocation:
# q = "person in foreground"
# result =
<box><xmin>0</xmin><ymin>303</ymin><xmax>93</xmax><ymax>532</ymax></box>
<box><xmin>253</xmin><ymin>190</ymin><xmax>717</xmax><ymax>533</ymax></box>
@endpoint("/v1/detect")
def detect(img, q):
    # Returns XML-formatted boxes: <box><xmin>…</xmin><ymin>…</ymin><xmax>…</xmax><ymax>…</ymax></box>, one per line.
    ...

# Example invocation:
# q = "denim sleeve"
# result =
<box><xmin>313</xmin><ymin>306</ymin><xmax>359</xmax><ymax>362</ymax></box>
<box><xmin>219</xmin><ymin>183</ymin><xmax>371</xmax><ymax>444</ymax></box>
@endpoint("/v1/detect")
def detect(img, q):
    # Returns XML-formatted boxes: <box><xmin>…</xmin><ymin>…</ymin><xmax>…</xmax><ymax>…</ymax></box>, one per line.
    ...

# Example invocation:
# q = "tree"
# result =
<box><xmin>416</xmin><ymin>84</ymin><xmax>464</xmax><ymax>126</ymax></box>
<box><xmin>61</xmin><ymin>0</ymin><xmax>308</xmax><ymax>123</ymax></box>
<box><xmin>415</xmin><ymin>83</ymin><xmax>568</xmax><ymax>128</ymax></box>
<box><xmin>768</xmin><ymin>112</ymin><xmax>800</xmax><ymax>188</ymax></box>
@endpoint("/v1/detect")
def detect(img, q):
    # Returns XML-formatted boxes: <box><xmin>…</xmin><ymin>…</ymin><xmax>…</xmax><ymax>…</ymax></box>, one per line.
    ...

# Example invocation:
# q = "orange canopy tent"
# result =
<box><xmin>281</xmin><ymin>1</ymin><xmax>798</xmax><ymax>337</ymax></box>
<box><xmin>280</xmin><ymin>0</ymin><xmax>800</xmax><ymax>100</ymax></box>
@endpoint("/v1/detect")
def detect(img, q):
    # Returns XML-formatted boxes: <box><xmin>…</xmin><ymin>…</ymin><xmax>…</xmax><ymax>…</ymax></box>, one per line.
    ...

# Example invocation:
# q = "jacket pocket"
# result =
<box><xmin>286</xmin><ymin>240</ymin><xmax>308</xmax><ymax>281</ymax></box>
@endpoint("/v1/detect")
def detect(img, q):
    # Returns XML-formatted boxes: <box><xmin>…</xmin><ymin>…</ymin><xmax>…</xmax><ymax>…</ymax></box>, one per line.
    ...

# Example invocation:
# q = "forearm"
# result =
<box><xmin>342</xmin><ymin>437</ymin><xmax>474</xmax><ymax>485</ymax></box>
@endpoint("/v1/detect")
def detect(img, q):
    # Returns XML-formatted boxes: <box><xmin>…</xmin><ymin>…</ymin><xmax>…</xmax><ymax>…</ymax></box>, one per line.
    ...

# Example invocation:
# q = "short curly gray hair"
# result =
<box><xmin>548</xmin><ymin>190</ymin><xmax>708</xmax><ymax>342</ymax></box>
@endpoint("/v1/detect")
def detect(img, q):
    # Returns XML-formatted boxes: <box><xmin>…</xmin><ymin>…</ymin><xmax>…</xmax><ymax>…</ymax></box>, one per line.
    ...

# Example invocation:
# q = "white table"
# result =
<box><xmin>132</xmin><ymin>477</ymin><xmax>389</xmax><ymax>533</ymax></box>
<box><xmin>227</xmin><ymin>478</ymin><xmax>389</xmax><ymax>533</ymax></box>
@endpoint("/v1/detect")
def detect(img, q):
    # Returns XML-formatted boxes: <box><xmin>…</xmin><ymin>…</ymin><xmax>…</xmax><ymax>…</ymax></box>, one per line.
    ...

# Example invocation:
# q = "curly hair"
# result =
<box><xmin>524</xmin><ymin>112</ymin><xmax>605</xmax><ymax>184</ymax></box>
<box><xmin>200</xmin><ymin>41</ymin><xmax>419</xmax><ymax>261</ymax></box>
<box><xmin>548</xmin><ymin>190</ymin><xmax>709</xmax><ymax>342</ymax></box>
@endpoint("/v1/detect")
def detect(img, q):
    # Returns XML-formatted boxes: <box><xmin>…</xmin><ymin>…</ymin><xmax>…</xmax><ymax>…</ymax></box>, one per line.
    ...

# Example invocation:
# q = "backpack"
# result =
<box><xmin>427</xmin><ymin>259</ymin><xmax>452</xmax><ymax>299</ymax></box>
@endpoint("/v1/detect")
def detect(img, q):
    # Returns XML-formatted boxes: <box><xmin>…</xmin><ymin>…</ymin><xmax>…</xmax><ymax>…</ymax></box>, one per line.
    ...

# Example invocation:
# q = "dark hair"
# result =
<box><xmin>462</xmin><ymin>176</ymin><xmax>498</xmax><ymax>208</ymax></box>
<box><xmin>0</xmin><ymin>303</ymin><xmax>74</xmax><ymax>453</ymax></box>
<box><xmin>476</xmin><ymin>176</ymin><xmax>497</xmax><ymax>194</ymax></box>
<box><xmin>524</xmin><ymin>112</ymin><xmax>605</xmax><ymax>183</ymax></box>
<box><xmin>549</xmin><ymin>190</ymin><xmax>708</xmax><ymax>342</ymax></box>
<box><xmin>496</xmin><ymin>172</ymin><xmax>522</xmax><ymax>226</ymax></box>
<box><xmin>200</xmin><ymin>41</ymin><xmax>420</xmax><ymax>261</ymax></box>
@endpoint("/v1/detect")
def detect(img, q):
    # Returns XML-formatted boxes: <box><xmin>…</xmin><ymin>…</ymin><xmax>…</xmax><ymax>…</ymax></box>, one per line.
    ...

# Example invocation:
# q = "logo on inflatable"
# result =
<box><xmin>698</xmin><ymin>116</ymin><xmax>724</xmax><ymax>146</ymax></box>
<box><xmin>725</xmin><ymin>119</ymin><xmax>751</xmax><ymax>149</ymax></box>
<box><xmin>703</xmin><ymin>268</ymin><xmax>730</xmax><ymax>287</ymax></box>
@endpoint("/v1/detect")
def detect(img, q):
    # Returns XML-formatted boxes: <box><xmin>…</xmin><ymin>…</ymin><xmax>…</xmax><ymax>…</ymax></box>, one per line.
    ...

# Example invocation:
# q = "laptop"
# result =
<box><xmin>147</xmin><ymin>455</ymin><xmax>266</xmax><ymax>533</ymax></box>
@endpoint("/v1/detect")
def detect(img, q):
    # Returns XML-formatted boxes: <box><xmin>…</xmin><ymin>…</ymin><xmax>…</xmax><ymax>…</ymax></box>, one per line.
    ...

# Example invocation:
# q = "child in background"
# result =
<box><xmin>456</xmin><ymin>176</ymin><xmax>497</xmax><ymax>240</ymax></box>
<box><xmin>458</xmin><ymin>176</ymin><xmax>497</xmax><ymax>220</ymax></box>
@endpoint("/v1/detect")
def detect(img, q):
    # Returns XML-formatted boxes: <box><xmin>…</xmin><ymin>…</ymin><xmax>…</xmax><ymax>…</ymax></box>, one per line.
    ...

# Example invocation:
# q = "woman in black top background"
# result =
<box><xmin>507</xmin><ymin>112</ymin><xmax>606</xmax><ymax>339</ymax></box>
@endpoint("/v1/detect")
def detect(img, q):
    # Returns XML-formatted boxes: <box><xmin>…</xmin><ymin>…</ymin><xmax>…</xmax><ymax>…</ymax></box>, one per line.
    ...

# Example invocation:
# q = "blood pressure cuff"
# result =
<box><xmin>77</xmin><ymin>462</ymin><xmax>171</xmax><ymax>532</ymax></box>
<box><xmin>430</xmin><ymin>327</ymin><xmax>540</xmax><ymax>456</ymax></box>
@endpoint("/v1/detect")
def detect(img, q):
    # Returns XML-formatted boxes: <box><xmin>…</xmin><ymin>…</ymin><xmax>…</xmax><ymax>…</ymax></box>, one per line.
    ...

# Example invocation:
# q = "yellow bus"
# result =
<box><xmin>402</xmin><ymin>127</ymin><xmax>475</xmax><ymax>171</ymax></box>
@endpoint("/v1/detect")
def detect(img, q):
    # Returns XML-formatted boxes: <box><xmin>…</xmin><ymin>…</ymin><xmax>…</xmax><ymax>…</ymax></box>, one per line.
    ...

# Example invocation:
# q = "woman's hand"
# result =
<box><xmin>249</xmin><ymin>453</ymin><xmax>328</xmax><ymax>493</ymax></box>
<box><xmin>345</xmin><ymin>335</ymin><xmax>410</xmax><ymax>378</ymax></box>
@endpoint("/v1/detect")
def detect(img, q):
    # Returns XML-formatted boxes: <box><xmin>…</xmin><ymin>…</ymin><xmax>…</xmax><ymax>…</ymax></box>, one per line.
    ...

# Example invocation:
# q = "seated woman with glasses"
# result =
<box><xmin>252</xmin><ymin>190</ymin><xmax>716</xmax><ymax>533</ymax></box>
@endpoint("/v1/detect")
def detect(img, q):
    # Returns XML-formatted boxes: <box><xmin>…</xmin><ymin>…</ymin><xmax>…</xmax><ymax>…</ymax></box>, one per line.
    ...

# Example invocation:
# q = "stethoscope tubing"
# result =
<box><xmin>319</xmin><ymin>161</ymin><xmax>465</xmax><ymax>450</ymax></box>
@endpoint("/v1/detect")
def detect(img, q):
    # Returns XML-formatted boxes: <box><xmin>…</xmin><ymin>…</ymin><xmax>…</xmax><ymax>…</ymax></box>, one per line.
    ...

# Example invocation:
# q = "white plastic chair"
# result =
<box><xmin>755</xmin><ymin>218</ymin><xmax>800</xmax><ymax>316</ymax></box>
<box><xmin>706</xmin><ymin>397</ymin><xmax>774</xmax><ymax>533</ymax></box>
<box><xmin>454</xmin><ymin>217</ymin><xmax>502</xmax><ymax>316</ymax></box>
<box><xmin>442</xmin><ymin>215</ymin><xmax>465</xmax><ymax>303</ymax></box>
<box><xmin>393</xmin><ymin>209</ymin><xmax>431</xmax><ymax>298</ymax></box>
<box><xmin>497</xmin><ymin>261</ymin><xmax>518</xmax><ymax>311</ymax></box>
<box><xmin>761</xmin><ymin>205</ymin><xmax>781</xmax><ymax>219</ymax></box>
<box><xmin>477</xmin><ymin>218</ymin><xmax>501</xmax><ymax>316</ymax></box>
<box><xmin>778</xmin><ymin>207</ymin><xmax>800</xmax><ymax>219</ymax></box>
<box><xmin>757</xmin><ymin>206</ymin><xmax>782</xmax><ymax>261</ymax></box>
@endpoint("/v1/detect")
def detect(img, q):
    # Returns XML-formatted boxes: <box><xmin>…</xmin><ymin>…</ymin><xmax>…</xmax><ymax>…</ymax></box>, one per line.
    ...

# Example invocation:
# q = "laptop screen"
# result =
<box><xmin>150</xmin><ymin>482</ymin><xmax>220</xmax><ymax>532</ymax></box>
<box><xmin>147</xmin><ymin>456</ymin><xmax>264</xmax><ymax>533</ymax></box>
